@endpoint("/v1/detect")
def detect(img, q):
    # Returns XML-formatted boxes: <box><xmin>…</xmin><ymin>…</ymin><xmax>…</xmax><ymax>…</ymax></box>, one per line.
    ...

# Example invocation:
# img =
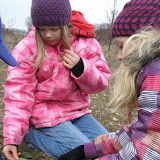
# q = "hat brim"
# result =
<box><xmin>0</xmin><ymin>41</ymin><xmax>17</xmax><ymax>67</ymax></box>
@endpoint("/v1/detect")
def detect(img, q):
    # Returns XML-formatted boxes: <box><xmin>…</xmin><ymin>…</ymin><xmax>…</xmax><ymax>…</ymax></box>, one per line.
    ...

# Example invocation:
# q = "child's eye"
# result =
<box><xmin>38</xmin><ymin>28</ymin><xmax>45</xmax><ymax>32</ymax></box>
<box><xmin>117</xmin><ymin>43</ymin><xmax>124</xmax><ymax>49</ymax></box>
<box><xmin>119</xmin><ymin>45</ymin><xmax>123</xmax><ymax>49</ymax></box>
<box><xmin>51</xmin><ymin>29</ymin><xmax>58</xmax><ymax>31</ymax></box>
<box><xmin>51</xmin><ymin>28</ymin><xmax>60</xmax><ymax>31</ymax></box>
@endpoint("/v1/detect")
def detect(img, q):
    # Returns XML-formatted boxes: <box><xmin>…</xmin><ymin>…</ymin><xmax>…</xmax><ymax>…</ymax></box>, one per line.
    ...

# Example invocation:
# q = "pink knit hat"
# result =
<box><xmin>31</xmin><ymin>0</ymin><xmax>72</xmax><ymax>27</ymax></box>
<box><xmin>112</xmin><ymin>0</ymin><xmax>160</xmax><ymax>38</ymax></box>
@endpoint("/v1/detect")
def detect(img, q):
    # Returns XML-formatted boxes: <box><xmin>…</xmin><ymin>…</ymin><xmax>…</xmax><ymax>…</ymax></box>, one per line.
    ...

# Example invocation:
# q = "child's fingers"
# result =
<box><xmin>64</xmin><ymin>49</ymin><xmax>78</xmax><ymax>58</ymax></box>
<box><xmin>3</xmin><ymin>145</ymin><xmax>19</xmax><ymax>160</ymax></box>
<box><xmin>11</xmin><ymin>148</ymin><xmax>19</xmax><ymax>160</ymax></box>
<box><xmin>63</xmin><ymin>53</ymin><xmax>80</xmax><ymax>69</ymax></box>
<box><xmin>63</xmin><ymin>60</ymin><xmax>72</xmax><ymax>69</ymax></box>
<box><xmin>63</xmin><ymin>55</ymin><xmax>72</xmax><ymax>65</ymax></box>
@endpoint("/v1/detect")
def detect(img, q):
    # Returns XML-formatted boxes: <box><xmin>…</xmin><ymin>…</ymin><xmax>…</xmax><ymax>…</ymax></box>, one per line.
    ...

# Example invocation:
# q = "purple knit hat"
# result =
<box><xmin>31</xmin><ymin>0</ymin><xmax>72</xmax><ymax>27</ymax></box>
<box><xmin>112</xmin><ymin>0</ymin><xmax>160</xmax><ymax>38</ymax></box>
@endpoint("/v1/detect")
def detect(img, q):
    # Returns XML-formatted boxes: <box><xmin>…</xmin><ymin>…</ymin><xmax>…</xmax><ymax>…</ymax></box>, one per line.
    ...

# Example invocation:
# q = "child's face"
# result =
<box><xmin>113</xmin><ymin>36</ymin><xmax>129</xmax><ymax>60</ymax></box>
<box><xmin>38</xmin><ymin>26</ymin><xmax>62</xmax><ymax>46</ymax></box>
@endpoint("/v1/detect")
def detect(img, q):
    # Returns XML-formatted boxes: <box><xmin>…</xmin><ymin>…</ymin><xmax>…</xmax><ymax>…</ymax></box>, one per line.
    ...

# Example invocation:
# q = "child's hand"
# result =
<box><xmin>3</xmin><ymin>145</ymin><xmax>21</xmax><ymax>160</ymax></box>
<box><xmin>63</xmin><ymin>49</ymin><xmax>80</xmax><ymax>69</ymax></box>
<box><xmin>94</xmin><ymin>133</ymin><xmax>109</xmax><ymax>145</ymax></box>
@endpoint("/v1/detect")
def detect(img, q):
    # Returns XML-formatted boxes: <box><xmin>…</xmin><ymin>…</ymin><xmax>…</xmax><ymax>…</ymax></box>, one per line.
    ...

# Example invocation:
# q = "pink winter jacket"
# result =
<box><xmin>3</xmin><ymin>27</ymin><xmax>111</xmax><ymax>146</ymax></box>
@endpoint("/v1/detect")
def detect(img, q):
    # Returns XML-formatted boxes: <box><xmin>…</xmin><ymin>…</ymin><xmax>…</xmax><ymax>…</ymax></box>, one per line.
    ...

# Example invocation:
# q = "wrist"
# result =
<box><xmin>70</xmin><ymin>57</ymin><xmax>84</xmax><ymax>77</ymax></box>
<box><xmin>84</xmin><ymin>142</ymin><xmax>98</xmax><ymax>159</ymax></box>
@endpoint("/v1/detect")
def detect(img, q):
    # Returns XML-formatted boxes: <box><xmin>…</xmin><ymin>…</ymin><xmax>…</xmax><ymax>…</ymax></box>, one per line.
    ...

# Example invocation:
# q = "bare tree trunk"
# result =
<box><xmin>105</xmin><ymin>0</ymin><xmax>122</xmax><ymax>51</ymax></box>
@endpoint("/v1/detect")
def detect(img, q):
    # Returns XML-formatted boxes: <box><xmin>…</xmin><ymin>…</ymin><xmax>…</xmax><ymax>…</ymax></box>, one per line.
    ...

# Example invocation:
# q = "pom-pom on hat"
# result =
<box><xmin>31</xmin><ymin>0</ymin><xmax>72</xmax><ymax>27</ymax></box>
<box><xmin>112</xmin><ymin>0</ymin><xmax>160</xmax><ymax>38</ymax></box>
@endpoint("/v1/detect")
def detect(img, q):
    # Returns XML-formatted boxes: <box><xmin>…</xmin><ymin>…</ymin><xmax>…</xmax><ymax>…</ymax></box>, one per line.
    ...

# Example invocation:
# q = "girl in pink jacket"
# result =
<box><xmin>2</xmin><ymin>0</ymin><xmax>111</xmax><ymax>159</ymax></box>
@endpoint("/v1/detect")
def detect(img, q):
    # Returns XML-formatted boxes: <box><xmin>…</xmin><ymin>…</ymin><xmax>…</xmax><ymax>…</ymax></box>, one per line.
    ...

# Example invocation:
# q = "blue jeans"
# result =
<box><xmin>25</xmin><ymin>114</ymin><xmax>108</xmax><ymax>159</ymax></box>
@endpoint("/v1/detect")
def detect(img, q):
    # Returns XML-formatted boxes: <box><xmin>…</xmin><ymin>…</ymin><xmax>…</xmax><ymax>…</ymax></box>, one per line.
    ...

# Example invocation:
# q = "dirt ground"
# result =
<box><xmin>0</xmin><ymin>36</ymin><xmax>136</xmax><ymax>159</ymax></box>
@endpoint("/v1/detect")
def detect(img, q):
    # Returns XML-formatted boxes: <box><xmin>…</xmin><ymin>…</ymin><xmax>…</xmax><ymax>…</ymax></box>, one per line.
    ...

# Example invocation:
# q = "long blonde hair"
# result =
<box><xmin>34</xmin><ymin>25</ymin><xmax>71</xmax><ymax>71</ymax></box>
<box><xmin>108</xmin><ymin>28</ymin><xmax>160</xmax><ymax>112</ymax></box>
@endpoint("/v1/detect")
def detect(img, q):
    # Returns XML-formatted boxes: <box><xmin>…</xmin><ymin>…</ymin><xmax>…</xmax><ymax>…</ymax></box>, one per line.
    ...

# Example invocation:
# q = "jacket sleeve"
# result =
<box><xmin>3</xmin><ymin>43</ymin><xmax>38</xmax><ymax>146</ymax></box>
<box><xmin>71</xmin><ymin>38</ymin><xmax>111</xmax><ymax>94</ymax></box>
<box><xmin>84</xmin><ymin>128</ymin><xmax>137</xmax><ymax>160</ymax></box>
<box><xmin>97</xmin><ymin>141</ymin><xmax>136</xmax><ymax>160</ymax></box>
<box><xmin>84</xmin><ymin>132</ymin><xmax>120</xmax><ymax>158</ymax></box>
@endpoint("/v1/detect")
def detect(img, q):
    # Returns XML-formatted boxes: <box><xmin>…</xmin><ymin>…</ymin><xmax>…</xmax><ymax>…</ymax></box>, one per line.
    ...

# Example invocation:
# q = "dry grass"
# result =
<box><xmin>0</xmin><ymin>33</ymin><xmax>136</xmax><ymax>159</ymax></box>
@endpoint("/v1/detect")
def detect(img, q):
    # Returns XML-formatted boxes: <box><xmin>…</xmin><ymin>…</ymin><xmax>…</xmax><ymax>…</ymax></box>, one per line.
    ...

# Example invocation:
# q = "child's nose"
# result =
<box><xmin>117</xmin><ymin>51</ymin><xmax>123</xmax><ymax>61</ymax></box>
<box><xmin>45</xmin><ymin>31</ymin><xmax>53</xmax><ymax>38</ymax></box>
